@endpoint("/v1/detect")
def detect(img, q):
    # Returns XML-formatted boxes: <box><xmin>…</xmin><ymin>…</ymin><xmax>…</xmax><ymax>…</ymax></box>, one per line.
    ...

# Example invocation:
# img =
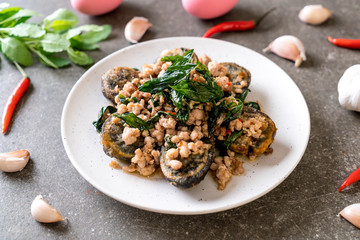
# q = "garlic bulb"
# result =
<box><xmin>298</xmin><ymin>5</ymin><xmax>331</xmax><ymax>25</ymax></box>
<box><xmin>263</xmin><ymin>35</ymin><xmax>306</xmax><ymax>67</ymax></box>
<box><xmin>31</xmin><ymin>195</ymin><xmax>65</xmax><ymax>223</ymax></box>
<box><xmin>0</xmin><ymin>149</ymin><xmax>30</xmax><ymax>172</ymax></box>
<box><xmin>338</xmin><ymin>65</ymin><xmax>360</xmax><ymax>112</ymax></box>
<box><xmin>124</xmin><ymin>17</ymin><xmax>152</xmax><ymax>43</ymax></box>
<box><xmin>338</xmin><ymin>203</ymin><xmax>360</xmax><ymax>228</ymax></box>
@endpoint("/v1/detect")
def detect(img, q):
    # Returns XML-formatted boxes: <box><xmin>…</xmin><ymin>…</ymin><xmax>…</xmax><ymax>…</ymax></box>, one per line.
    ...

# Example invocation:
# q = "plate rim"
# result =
<box><xmin>61</xmin><ymin>36</ymin><xmax>311</xmax><ymax>215</ymax></box>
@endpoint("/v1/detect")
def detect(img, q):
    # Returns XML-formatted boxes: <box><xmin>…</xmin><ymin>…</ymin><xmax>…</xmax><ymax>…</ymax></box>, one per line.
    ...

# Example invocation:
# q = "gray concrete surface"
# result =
<box><xmin>1</xmin><ymin>0</ymin><xmax>360</xmax><ymax>239</ymax></box>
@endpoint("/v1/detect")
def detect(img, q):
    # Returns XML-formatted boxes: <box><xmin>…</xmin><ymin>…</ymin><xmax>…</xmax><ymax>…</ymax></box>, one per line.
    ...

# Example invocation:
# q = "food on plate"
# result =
<box><xmin>219</xmin><ymin>62</ymin><xmax>251</xmax><ymax>97</ymax></box>
<box><xmin>101</xmin><ymin>67</ymin><xmax>139</xmax><ymax>104</ymax></box>
<box><xmin>160</xmin><ymin>137</ymin><xmax>215</xmax><ymax>188</ymax></box>
<box><xmin>230</xmin><ymin>106</ymin><xmax>276</xmax><ymax>157</ymax></box>
<box><xmin>93</xmin><ymin>48</ymin><xmax>277</xmax><ymax>190</ymax></box>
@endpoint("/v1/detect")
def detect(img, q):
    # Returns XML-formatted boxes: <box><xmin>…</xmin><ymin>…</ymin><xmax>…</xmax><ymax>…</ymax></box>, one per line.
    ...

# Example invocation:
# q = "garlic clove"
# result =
<box><xmin>0</xmin><ymin>149</ymin><xmax>30</xmax><ymax>172</ymax></box>
<box><xmin>263</xmin><ymin>35</ymin><xmax>306</xmax><ymax>67</ymax></box>
<box><xmin>124</xmin><ymin>16</ymin><xmax>152</xmax><ymax>43</ymax></box>
<box><xmin>31</xmin><ymin>195</ymin><xmax>65</xmax><ymax>223</ymax></box>
<box><xmin>338</xmin><ymin>203</ymin><xmax>360</xmax><ymax>228</ymax></box>
<box><xmin>338</xmin><ymin>65</ymin><xmax>360</xmax><ymax>112</ymax></box>
<box><xmin>298</xmin><ymin>5</ymin><xmax>331</xmax><ymax>25</ymax></box>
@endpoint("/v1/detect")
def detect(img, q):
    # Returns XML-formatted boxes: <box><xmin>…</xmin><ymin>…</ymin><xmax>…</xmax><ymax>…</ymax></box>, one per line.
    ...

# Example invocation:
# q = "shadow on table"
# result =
<box><xmin>38</xmin><ymin>219</ymin><xmax>71</xmax><ymax>234</ymax></box>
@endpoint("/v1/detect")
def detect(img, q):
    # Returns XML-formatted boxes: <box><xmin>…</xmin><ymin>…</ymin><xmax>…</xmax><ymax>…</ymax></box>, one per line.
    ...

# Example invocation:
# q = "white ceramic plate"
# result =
<box><xmin>61</xmin><ymin>37</ymin><xmax>310</xmax><ymax>215</ymax></box>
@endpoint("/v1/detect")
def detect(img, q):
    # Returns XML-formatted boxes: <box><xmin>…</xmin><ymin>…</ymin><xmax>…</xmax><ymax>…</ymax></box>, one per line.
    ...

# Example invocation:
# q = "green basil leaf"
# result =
<box><xmin>115</xmin><ymin>111</ymin><xmax>174</xmax><ymax>131</ymax></box>
<box><xmin>118</xmin><ymin>94</ymin><xmax>139</xmax><ymax>104</ymax></box>
<box><xmin>0</xmin><ymin>8</ymin><xmax>38</xmax><ymax>26</ymax></box>
<box><xmin>171</xmin><ymin>78</ymin><xmax>224</xmax><ymax>103</ymax></box>
<box><xmin>41</xmin><ymin>33</ymin><xmax>71</xmax><ymax>52</ymax></box>
<box><xmin>114</xmin><ymin>113</ymin><xmax>153</xmax><ymax>131</ymax></box>
<box><xmin>175</xmin><ymin>104</ymin><xmax>190</xmax><ymax>122</ymax></box>
<box><xmin>9</xmin><ymin>23</ymin><xmax>45</xmax><ymax>38</ymax></box>
<box><xmin>245</xmin><ymin>102</ymin><xmax>261</xmax><ymax>111</ymax></box>
<box><xmin>160</xmin><ymin>55</ymin><xmax>183</xmax><ymax>63</ymax></box>
<box><xmin>195</xmin><ymin>63</ymin><xmax>212</xmax><ymax>83</ymax></box>
<box><xmin>226</xmin><ymin>101</ymin><xmax>244</xmax><ymax>122</ymax></box>
<box><xmin>43</xmin><ymin>8</ymin><xmax>78</xmax><ymax>31</ymax></box>
<box><xmin>36</xmin><ymin>51</ymin><xmax>71</xmax><ymax>68</ymax></box>
<box><xmin>71</xmin><ymin>24</ymin><xmax>111</xmax><ymax>44</ymax></box>
<box><xmin>169</xmin><ymin>88</ymin><xmax>184</xmax><ymax>110</ymax></box>
<box><xmin>66</xmin><ymin>24</ymin><xmax>105</xmax><ymax>39</ymax></box>
<box><xmin>92</xmin><ymin>106</ymin><xmax>117</xmax><ymax>133</ymax></box>
<box><xmin>165</xmin><ymin>135</ymin><xmax>177</xmax><ymax>150</ymax></box>
<box><xmin>70</xmin><ymin>38</ymin><xmax>98</xmax><ymax>51</ymax></box>
<box><xmin>0</xmin><ymin>36</ymin><xmax>32</xmax><ymax>66</ymax></box>
<box><xmin>239</xmin><ymin>89</ymin><xmax>250</xmax><ymax>102</ymax></box>
<box><xmin>208</xmin><ymin>101</ymin><xmax>225</xmax><ymax>135</ymax></box>
<box><xmin>0</xmin><ymin>6</ymin><xmax>20</xmax><ymax>19</ymax></box>
<box><xmin>67</xmin><ymin>47</ymin><xmax>93</xmax><ymax>66</ymax></box>
<box><xmin>224</xmin><ymin>130</ymin><xmax>243</xmax><ymax>149</ymax></box>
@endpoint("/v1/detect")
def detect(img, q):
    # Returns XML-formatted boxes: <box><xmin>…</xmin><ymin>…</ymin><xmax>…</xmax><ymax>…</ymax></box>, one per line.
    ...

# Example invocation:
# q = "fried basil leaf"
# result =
<box><xmin>224</xmin><ymin>130</ymin><xmax>243</xmax><ymax>149</ymax></box>
<box><xmin>115</xmin><ymin>111</ymin><xmax>175</xmax><ymax>131</ymax></box>
<box><xmin>138</xmin><ymin>50</ymin><xmax>196</xmax><ymax>93</ymax></box>
<box><xmin>170</xmin><ymin>78</ymin><xmax>223</xmax><ymax>103</ymax></box>
<box><xmin>165</xmin><ymin>135</ymin><xmax>177</xmax><ymax>150</ymax></box>
<box><xmin>92</xmin><ymin>106</ymin><xmax>117</xmax><ymax>132</ymax></box>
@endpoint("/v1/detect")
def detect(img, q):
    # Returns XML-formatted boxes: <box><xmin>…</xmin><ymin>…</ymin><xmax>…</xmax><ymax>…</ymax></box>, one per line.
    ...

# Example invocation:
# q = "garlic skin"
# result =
<box><xmin>31</xmin><ymin>195</ymin><xmax>65</xmax><ymax>223</ymax></box>
<box><xmin>338</xmin><ymin>65</ymin><xmax>360</xmax><ymax>112</ymax></box>
<box><xmin>298</xmin><ymin>5</ymin><xmax>331</xmax><ymax>25</ymax></box>
<box><xmin>338</xmin><ymin>203</ymin><xmax>360</xmax><ymax>228</ymax></box>
<box><xmin>0</xmin><ymin>149</ymin><xmax>30</xmax><ymax>172</ymax></box>
<box><xmin>263</xmin><ymin>35</ymin><xmax>306</xmax><ymax>67</ymax></box>
<box><xmin>124</xmin><ymin>17</ymin><xmax>152</xmax><ymax>43</ymax></box>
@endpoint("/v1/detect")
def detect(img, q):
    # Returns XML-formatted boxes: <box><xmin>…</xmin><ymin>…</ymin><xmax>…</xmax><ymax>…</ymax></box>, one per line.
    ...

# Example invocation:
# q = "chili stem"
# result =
<box><xmin>253</xmin><ymin>7</ymin><xmax>276</xmax><ymax>26</ymax></box>
<box><xmin>13</xmin><ymin>61</ymin><xmax>28</xmax><ymax>78</ymax></box>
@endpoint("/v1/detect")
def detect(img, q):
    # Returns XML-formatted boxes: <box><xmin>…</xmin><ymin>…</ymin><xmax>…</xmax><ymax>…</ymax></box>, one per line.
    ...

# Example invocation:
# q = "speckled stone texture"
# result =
<box><xmin>1</xmin><ymin>0</ymin><xmax>360</xmax><ymax>239</ymax></box>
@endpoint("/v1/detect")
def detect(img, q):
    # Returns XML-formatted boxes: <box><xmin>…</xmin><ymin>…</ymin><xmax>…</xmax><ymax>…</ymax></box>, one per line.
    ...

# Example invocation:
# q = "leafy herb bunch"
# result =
<box><xmin>0</xmin><ymin>3</ymin><xmax>111</xmax><ymax>68</ymax></box>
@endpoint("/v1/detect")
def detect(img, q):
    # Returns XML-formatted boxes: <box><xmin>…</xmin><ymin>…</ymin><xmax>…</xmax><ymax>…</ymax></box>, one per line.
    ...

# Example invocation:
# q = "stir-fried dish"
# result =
<box><xmin>93</xmin><ymin>48</ymin><xmax>277</xmax><ymax>190</ymax></box>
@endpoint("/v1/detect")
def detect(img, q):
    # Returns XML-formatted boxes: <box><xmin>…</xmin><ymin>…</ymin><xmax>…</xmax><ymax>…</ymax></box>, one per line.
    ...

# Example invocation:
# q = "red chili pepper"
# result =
<box><xmin>328</xmin><ymin>36</ymin><xmax>360</xmax><ymax>49</ymax></box>
<box><xmin>225</xmin><ymin>129</ymin><xmax>232</xmax><ymax>136</ymax></box>
<box><xmin>339</xmin><ymin>167</ymin><xmax>360</xmax><ymax>192</ymax></box>
<box><xmin>203</xmin><ymin>7</ymin><xmax>275</xmax><ymax>38</ymax></box>
<box><xmin>2</xmin><ymin>62</ymin><xmax>30</xmax><ymax>134</ymax></box>
<box><xmin>166</xmin><ymin>111</ymin><xmax>176</xmax><ymax>115</ymax></box>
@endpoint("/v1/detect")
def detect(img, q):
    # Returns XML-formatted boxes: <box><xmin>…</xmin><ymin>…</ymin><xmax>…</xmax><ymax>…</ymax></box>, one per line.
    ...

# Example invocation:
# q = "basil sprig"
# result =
<box><xmin>92</xmin><ymin>106</ymin><xmax>117</xmax><ymax>133</ymax></box>
<box><xmin>0</xmin><ymin>5</ymin><xmax>111</xmax><ymax>68</ymax></box>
